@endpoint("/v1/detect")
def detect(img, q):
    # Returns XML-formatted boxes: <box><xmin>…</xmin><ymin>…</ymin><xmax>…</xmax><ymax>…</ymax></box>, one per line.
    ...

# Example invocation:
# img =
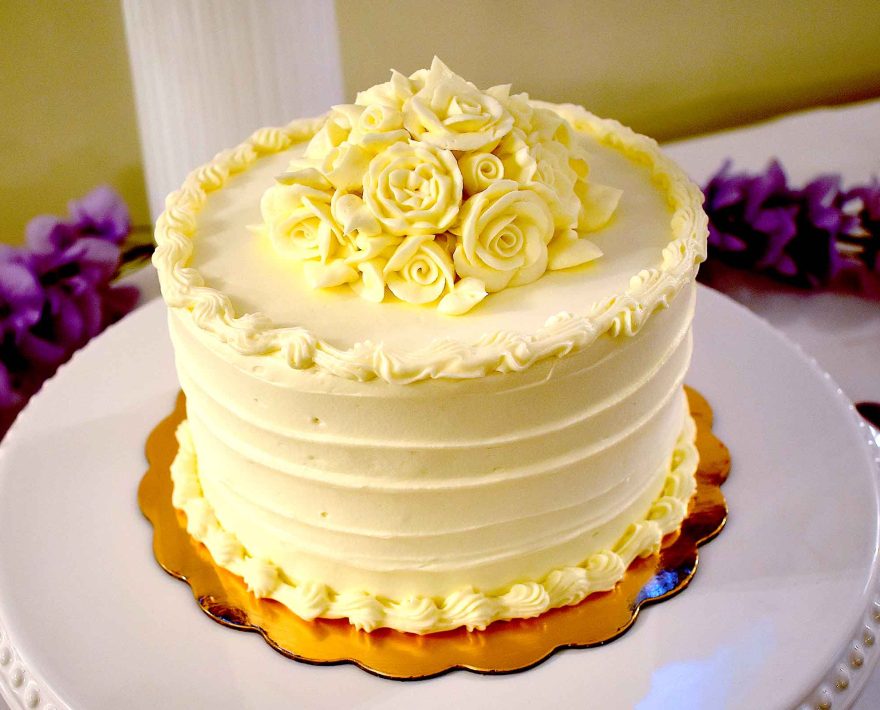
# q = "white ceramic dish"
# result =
<box><xmin>0</xmin><ymin>285</ymin><xmax>878</xmax><ymax>709</ymax></box>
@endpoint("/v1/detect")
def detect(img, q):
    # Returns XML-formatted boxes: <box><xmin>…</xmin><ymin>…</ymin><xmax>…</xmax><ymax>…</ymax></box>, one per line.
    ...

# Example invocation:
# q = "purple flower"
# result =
<box><xmin>0</xmin><ymin>186</ymin><xmax>139</xmax><ymax>435</ymax></box>
<box><xmin>702</xmin><ymin>161</ymin><xmax>865</xmax><ymax>289</ymax></box>
<box><xmin>703</xmin><ymin>160</ymin><xmax>799</xmax><ymax>278</ymax></box>
<box><xmin>0</xmin><ymin>250</ymin><xmax>44</xmax><ymax>409</ymax></box>
<box><xmin>25</xmin><ymin>186</ymin><xmax>133</xmax><ymax>355</ymax></box>
<box><xmin>26</xmin><ymin>185</ymin><xmax>131</xmax><ymax>256</ymax></box>
<box><xmin>0</xmin><ymin>249</ymin><xmax>44</xmax><ymax>338</ymax></box>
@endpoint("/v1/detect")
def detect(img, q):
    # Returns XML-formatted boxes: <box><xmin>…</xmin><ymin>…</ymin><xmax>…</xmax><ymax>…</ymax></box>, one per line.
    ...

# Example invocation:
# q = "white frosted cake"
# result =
<box><xmin>154</xmin><ymin>59</ymin><xmax>708</xmax><ymax>634</ymax></box>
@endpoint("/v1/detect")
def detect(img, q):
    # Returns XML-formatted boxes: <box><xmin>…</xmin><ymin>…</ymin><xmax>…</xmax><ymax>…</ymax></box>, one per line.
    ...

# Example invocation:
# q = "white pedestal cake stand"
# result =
<box><xmin>0</xmin><ymin>285</ymin><xmax>877</xmax><ymax>710</ymax></box>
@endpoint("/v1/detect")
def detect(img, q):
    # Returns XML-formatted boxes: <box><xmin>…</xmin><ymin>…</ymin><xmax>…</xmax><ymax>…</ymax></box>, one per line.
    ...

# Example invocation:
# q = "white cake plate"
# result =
<box><xmin>0</xmin><ymin>285</ymin><xmax>878</xmax><ymax>710</ymax></box>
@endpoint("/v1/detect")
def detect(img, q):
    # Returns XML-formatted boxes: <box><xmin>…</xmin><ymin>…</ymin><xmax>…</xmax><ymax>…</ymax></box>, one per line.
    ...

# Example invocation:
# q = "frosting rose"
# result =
<box><xmin>347</xmin><ymin>104</ymin><xmax>409</xmax><ymax>153</ymax></box>
<box><xmin>458</xmin><ymin>152</ymin><xmax>504</xmax><ymax>195</ymax></box>
<box><xmin>355</xmin><ymin>69</ymin><xmax>415</xmax><ymax>110</ymax></box>
<box><xmin>501</xmin><ymin>139</ymin><xmax>580</xmax><ymax>229</ymax></box>
<box><xmin>363</xmin><ymin>140</ymin><xmax>463</xmax><ymax>236</ymax></box>
<box><xmin>303</xmin><ymin>110</ymin><xmax>352</xmax><ymax>162</ymax></box>
<box><xmin>318</xmin><ymin>142</ymin><xmax>372</xmax><ymax>192</ymax></box>
<box><xmin>383</xmin><ymin>234</ymin><xmax>455</xmax><ymax>304</ymax></box>
<box><xmin>486</xmin><ymin>84</ymin><xmax>531</xmax><ymax>128</ymax></box>
<box><xmin>489</xmin><ymin>86</ymin><xmax>566</xmax><ymax>145</ymax></box>
<box><xmin>297</xmin><ymin>105</ymin><xmax>407</xmax><ymax>191</ymax></box>
<box><xmin>259</xmin><ymin>59</ymin><xmax>623</xmax><ymax>315</ymax></box>
<box><xmin>260</xmin><ymin>182</ymin><xmax>341</xmax><ymax>262</ymax></box>
<box><xmin>531</xmin><ymin>141</ymin><xmax>581</xmax><ymax>227</ymax></box>
<box><xmin>451</xmin><ymin>180</ymin><xmax>554</xmax><ymax>292</ymax></box>
<box><xmin>402</xmin><ymin>57</ymin><xmax>514</xmax><ymax>152</ymax></box>
<box><xmin>524</xmin><ymin>106</ymin><xmax>566</xmax><ymax>145</ymax></box>
<box><xmin>330</xmin><ymin>192</ymin><xmax>381</xmax><ymax>239</ymax></box>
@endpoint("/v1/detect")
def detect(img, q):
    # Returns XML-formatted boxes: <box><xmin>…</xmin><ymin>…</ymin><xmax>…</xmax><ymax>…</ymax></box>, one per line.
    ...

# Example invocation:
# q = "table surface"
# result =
<box><xmin>1</xmin><ymin>99</ymin><xmax>878</xmax><ymax>710</ymax></box>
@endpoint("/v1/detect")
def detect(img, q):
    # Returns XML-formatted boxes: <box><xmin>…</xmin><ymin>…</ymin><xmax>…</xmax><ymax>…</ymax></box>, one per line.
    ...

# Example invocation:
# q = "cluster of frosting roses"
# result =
<box><xmin>259</xmin><ymin>58</ymin><xmax>622</xmax><ymax>315</ymax></box>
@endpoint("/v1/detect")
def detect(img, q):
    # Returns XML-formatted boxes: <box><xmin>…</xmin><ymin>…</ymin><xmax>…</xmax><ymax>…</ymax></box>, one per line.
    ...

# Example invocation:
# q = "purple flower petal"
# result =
<box><xmin>0</xmin><ymin>362</ymin><xmax>22</xmax><ymax>409</ymax></box>
<box><xmin>76</xmin><ymin>290</ymin><xmax>103</xmax><ymax>340</ymax></box>
<box><xmin>713</xmin><ymin>229</ymin><xmax>749</xmax><ymax>252</ymax></box>
<box><xmin>801</xmin><ymin>175</ymin><xmax>840</xmax><ymax>206</ymax></box>
<box><xmin>810</xmin><ymin>203</ymin><xmax>841</xmax><ymax>232</ymax></box>
<box><xmin>33</xmin><ymin>236</ymin><xmax>121</xmax><ymax>293</ymax></box>
<box><xmin>752</xmin><ymin>207</ymin><xmax>797</xmax><ymax>241</ymax></box>
<box><xmin>774</xmin><ymin>253</ymin><xmax>799</xmax><ymax>277</ymax></box>
<box><xmin>0</xmin><ymin>260</ymin><xmax>44</xmax><ymax>335</ymax></box>
<box><xmin>25</xmin><ymin>216</ymin><xmax>74</xmax><ymax>255</ymax></box>
<box><xmin>0</xmin><ymin>261</ymin><xmax>42</xmax><ymax>306</ymax></box>
<box><xmin>73</xmin><ymin>236</ymin><xmax>120</xmax><ymax>269</ymax></box>
<box><xmin>711</xmin><ymin>181</ymin><xmax>747</xmax><ymax>210</ymax></box>
<box><xmin>18</xmin><ymin>331</ymin><xmax>67</xmax><ymax>369</ymax></box>
<box><xmin>68</xmin><ymin>185</ymin><xmax>131</xmax><ymax>245</ymax></box>
<box><xmin>744</xmin><ymin>160</ymin><xmax>789</xmax><ymax>220</ymax></box>
<box><xmin>54</xmin><ymin>291</ymin><xmax>86</xmax><ymax>347</ymax></box>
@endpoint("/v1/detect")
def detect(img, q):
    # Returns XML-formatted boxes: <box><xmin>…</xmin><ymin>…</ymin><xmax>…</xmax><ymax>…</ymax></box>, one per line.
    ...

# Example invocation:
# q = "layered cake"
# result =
<box><xmin>153</xmin><ymin>59</ymin><xmax>708</xmax><ymax>634</ymax></box>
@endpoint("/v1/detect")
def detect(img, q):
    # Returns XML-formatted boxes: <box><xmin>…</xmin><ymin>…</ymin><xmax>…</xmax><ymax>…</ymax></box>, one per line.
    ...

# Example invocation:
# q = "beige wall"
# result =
<box><xmin>336</xmin><ymin>0</ymin><xmax>880</xmax><ymax>141</ymax></box>
<box><xmin>2</xmin><ymin>1</ymin><xmax>879</xmax><ymax>246</ymax></box>
<box><xmin>0</xmin><ymin>0</ymin><xmax>149</xmax><ymax>245</ymax></box>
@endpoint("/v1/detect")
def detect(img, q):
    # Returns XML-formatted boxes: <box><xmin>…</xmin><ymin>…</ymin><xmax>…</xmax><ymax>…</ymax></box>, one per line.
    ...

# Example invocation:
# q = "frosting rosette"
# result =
<box><xmin>260</xmin><ymin>182</ymin><xmax>341</xmax><ymax>262</ymax></box>
<box><xmin>258</xmin><ymin>57</ymin><xmax>622</xmax><ymax>314</ymax></box>
<box><xmin>401</xmin><ymin>57</ymin><xmax>514</xmax><ymax>152</ymax></box>
<box><xmin>347</xmin><ymin>104</ymin><xmax>409</xmax><ymax>153</ymax></box>
<box><xmin>459</xmin><ymin>152</ymin><xmax>505</xmax><ymax>195</ymax></box>
<box><xmin>451</xmin><ymin>180</ymin><xmax>553</xmax><ymax>292</ymax></box>
<box><xmin>363</xmin><ymin>141</ymin><xmax>463</xmax><ymax>236</ymax></box>
<box><xmin>383</xmin><ymin>234</ymin><xmax>456</xmax><ymax>304</ymax></box>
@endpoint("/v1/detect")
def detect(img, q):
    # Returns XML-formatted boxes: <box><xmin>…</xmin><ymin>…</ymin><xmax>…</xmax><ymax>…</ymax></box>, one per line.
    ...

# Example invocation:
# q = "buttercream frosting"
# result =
<box><xmin>171</xmin><ymin>405</ymin><xmax>698</xmax><ymax>634</ymax></box>
<box><xmin>153</xmin><ymin>60</ymin><xmax>708</xmax><ymax>635</ymax></box>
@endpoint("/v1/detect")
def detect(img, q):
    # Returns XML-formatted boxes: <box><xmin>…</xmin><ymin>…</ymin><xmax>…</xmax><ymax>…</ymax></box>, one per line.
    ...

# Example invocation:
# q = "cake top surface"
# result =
<box><xmin>154</xmin><ymin>60</ymin><xmax>707</xmax><ymax>383</ymax></box>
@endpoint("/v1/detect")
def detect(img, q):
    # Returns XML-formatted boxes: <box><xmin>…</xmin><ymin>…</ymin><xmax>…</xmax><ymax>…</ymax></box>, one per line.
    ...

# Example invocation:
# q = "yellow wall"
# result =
<box><xmin>336</xmin><ymin>0</ymin><xmax>880</xmax><ymax>141</ymax></box>
<box><xmin>0</xmin><ymin>0</ymin><xmax>149</xmax><ymax>245</ymax></box>
<box><xmin>2</xmin><ymin>1</ymin><xmax>879</xmax><ymax>246</ymax></box>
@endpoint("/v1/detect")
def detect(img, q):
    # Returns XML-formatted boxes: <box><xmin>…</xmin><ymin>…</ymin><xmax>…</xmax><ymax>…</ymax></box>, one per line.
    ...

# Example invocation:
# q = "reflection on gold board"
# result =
<box><xmin>138</xmin><ymin>386</ymin><xmax>730</xmax><ymax>680</ymax></box>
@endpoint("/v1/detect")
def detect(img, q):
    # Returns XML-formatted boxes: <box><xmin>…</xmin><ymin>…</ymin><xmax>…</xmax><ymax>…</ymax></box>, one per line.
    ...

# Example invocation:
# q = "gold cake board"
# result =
<box><xmin>138</xmin><ymin>386</ymin><xmax>730</xmax><ymax>680</ymax></box>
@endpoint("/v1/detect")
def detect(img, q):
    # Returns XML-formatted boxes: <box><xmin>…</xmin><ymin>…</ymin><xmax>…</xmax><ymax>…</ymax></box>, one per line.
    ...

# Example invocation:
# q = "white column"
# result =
<box><xmin>122</xmin><ymin>0</ymin><xmax>344</xmax><ymax>219</ymax></box>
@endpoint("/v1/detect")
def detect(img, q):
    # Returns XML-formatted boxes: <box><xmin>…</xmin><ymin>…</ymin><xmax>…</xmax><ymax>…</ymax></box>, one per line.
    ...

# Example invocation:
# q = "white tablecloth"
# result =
<box><xmin>3</xmin><ymin>99</ymin><xmax>878</xmax><ymax>710</ymax></box>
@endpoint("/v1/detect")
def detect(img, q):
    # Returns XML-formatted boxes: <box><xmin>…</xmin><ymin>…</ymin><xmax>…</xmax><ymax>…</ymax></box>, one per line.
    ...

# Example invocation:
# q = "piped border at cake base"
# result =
<box><xmin>137</xmin><ymin>386</ymin><xmax>730</xmax><ymax>679</ymax></box>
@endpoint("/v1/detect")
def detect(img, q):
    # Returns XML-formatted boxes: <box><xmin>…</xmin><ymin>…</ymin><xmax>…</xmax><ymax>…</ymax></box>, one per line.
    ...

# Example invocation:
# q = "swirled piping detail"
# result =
<box><xmin>249</xmin><ymin>126</ymin><xmax>293</xmax><ymax>153</ymax></box>
<box><xmin>204</xmin><ymin>528</ymin><xmax>243</xmax><ymax>567</ymax></box>
<box><xmin>438</xmin><ymin>587</ymin><xmax>498</xmax><ymax>631</ymax></box>
<box><xmin>325</xmin><ymin>591</ymin><xmax>384</xmax><ymax>633</ymax></box>
<box><xmin>544</xmin><ymin>567</ymin><xmax>591</xmax><ymax>607</ymax></box>
<box><xmin>584</xmin><ymin>551</ymin><xmax>627</xmax><ymax>592</ymax></box>
<box><xmin>239</xmin><ymin>556</ymin><xmax>280</xmax><ymax>598</ymax></box>
<box><xmin>273</xmin><ymin>581</ymin><xmax>330</xmax><ymax>621</ymax></box>
<box><xmin>169</xmin><ymin>411</ymin><xmax>699</xmax><ymax>634</ymax></box>
<box><xmin>152</xmin><ymin>104</ymin><xmax>708</xmax><ymax>384</ymax></box>
<box><xmin>385</xmin><ymin>597</ymin><xmax>442</xmax><ymax>635</ymax></box>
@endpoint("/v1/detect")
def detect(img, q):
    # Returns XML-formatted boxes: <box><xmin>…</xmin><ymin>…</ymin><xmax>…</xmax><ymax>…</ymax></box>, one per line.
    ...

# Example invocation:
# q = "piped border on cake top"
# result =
<box><xmin>152</xmin><ymin>105</ymin><xmax>708</xmax><ymax>384</ymax></box>
<box><xmin>169</xmin><ymin>409</ymin><xmax>699</xmax><ymax>635</ymax></box>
